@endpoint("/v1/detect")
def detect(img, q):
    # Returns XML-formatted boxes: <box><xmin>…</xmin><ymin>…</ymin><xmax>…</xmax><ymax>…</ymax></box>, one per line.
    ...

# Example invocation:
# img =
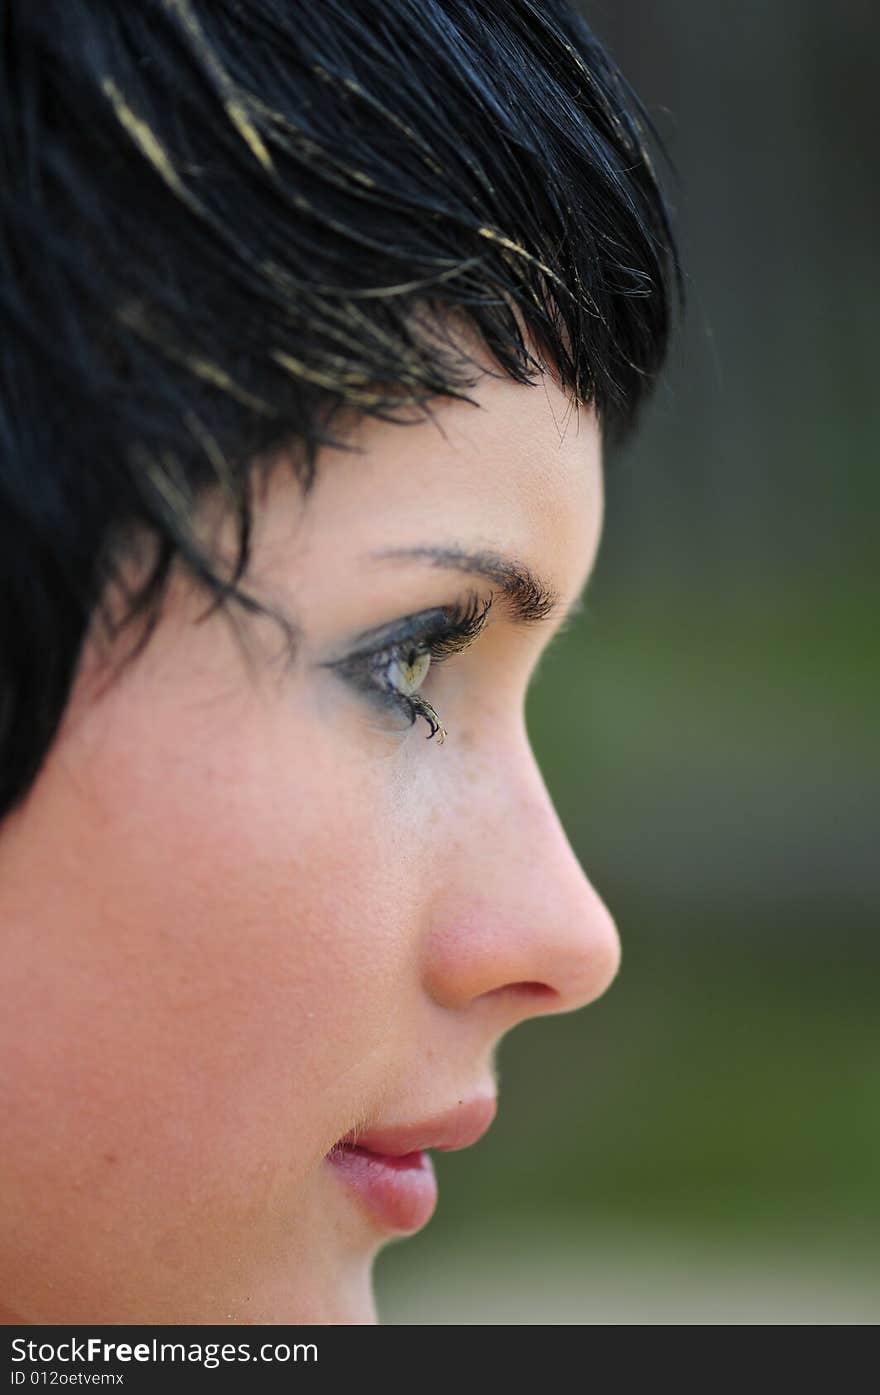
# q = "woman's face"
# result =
<box><xmin>0</xmin><ymin>361</ymin><xmax>620</xmax><ymax>1324</ymax></box>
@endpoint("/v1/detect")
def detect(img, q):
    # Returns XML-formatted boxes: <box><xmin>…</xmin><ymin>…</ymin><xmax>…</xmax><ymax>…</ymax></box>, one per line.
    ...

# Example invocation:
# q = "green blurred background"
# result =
<box><xmin>377</xmin><ymin>0</ymin><xmax>880</xmax><ymax>1322</ymax></box>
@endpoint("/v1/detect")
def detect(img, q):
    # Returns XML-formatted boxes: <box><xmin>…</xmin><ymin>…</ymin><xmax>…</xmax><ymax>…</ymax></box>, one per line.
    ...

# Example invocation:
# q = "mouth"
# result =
<box><xmin>325</xmin><ymin>1095</ymin><xmax>497</xmax><ymax>1234</ymax></box>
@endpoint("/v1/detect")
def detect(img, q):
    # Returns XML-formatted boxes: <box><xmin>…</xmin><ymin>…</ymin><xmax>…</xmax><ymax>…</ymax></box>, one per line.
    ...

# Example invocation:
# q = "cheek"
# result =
<box><xmin>0</xmin><ymin>680</ymin><xmax>418</xmax><ymax>1291</ymax></box>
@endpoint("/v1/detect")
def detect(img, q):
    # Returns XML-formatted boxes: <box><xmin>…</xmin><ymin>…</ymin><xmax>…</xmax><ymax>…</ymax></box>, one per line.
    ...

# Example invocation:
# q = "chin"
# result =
<box><xmin>251</xmin><ymin>1258</ymin><xmax>379</xmax><ymax>1326</ymax></box>
<box><xmin>317</xmin><ymin>1262</ymin><xmax>379</xmax><ymax>1326</ymax></box>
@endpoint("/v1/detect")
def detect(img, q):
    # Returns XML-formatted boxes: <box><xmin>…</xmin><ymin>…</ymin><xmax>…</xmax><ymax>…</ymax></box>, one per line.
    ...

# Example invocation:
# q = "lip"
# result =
<box><xmin>326</xmin><ymin>1095</ymin><xmax>496</xmax><ymax>1234</ymax></box>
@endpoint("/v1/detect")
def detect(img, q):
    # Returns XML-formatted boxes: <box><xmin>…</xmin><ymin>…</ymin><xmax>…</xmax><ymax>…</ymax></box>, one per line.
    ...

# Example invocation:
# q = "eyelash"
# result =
<box><xmin>335</xmin><ymin>590</ymin><xmax>493</xmax><ymax>742</ymax></box>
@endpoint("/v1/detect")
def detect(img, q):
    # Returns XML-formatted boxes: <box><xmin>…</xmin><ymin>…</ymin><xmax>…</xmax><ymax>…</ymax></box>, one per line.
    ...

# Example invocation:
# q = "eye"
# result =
<box><xmin>325</xmin><ymin>591</ymin><xmax>493</xmax><ymax>743</ymax></box>
<box><xmin>387</xmin><ymin>646</ymin><xmax>431</xmax><ymax>699</ymax></box>
<box><xmin>371</xmin><ymin>641</ymin><xmax>447</xmax><ymax>742</ymax></box>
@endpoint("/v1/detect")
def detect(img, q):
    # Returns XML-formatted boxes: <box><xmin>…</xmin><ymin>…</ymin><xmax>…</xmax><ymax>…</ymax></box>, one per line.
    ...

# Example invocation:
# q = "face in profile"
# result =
<box><xmin>0</xmin><ymin>357</ymin><xmax>620</xmax><ymax>1324</ymax></box>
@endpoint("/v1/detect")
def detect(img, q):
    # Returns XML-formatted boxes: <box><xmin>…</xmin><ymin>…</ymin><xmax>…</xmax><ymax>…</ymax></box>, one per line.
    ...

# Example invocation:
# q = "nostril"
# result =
<box><xmin>480</xmin><ymin>981</ymin><xmax>560</xmax><ymax>1006</ymax></box>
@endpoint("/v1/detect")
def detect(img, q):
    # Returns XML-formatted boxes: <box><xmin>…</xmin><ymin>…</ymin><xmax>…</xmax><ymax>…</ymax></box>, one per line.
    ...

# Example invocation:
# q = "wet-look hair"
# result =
<box><xmin>0</xmin><ymin>0</ymin><xmax>682</xmax><ymax>820</ymax></box>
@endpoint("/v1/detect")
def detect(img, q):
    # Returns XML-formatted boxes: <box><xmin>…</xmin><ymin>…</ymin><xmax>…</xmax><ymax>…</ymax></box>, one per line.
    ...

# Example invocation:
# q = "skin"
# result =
<box><xmin>0</xmin><ymin>351</ymin><xmax>620</xmax><ymax>1325</ymax></box>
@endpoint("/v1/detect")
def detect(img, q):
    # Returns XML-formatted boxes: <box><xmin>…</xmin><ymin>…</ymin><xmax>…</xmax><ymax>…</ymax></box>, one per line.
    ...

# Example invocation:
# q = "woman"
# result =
<box><xmin>0</xmin><ymin>1</ymin><xmax>680</xmax><ymax>1323</ymax></box>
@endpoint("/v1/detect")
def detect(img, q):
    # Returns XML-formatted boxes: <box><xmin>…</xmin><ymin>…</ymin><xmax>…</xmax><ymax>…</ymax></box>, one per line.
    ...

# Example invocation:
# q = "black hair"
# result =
<box><xmin>0</xmin><ymin>0</ymin><xmax>682</xmax><ymax>821</ymax></box>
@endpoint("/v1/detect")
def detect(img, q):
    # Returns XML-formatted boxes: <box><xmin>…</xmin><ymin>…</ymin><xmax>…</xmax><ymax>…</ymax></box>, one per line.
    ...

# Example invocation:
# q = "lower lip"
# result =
<box><xmin>326</xmin><ymin>1144</ymin><xmax>438</xmax><ymax>1234</ymax></box>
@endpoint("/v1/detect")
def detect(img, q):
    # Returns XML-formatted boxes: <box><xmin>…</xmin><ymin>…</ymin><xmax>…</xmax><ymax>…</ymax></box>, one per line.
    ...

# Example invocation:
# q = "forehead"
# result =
<box><xmin>65</xmin><ymin>363</ymin><xmax>603</xmax><ymax>725</ymax></box>
<box><xmin>247</xmin><ymin>367</ymin><xmax>604</xmax><ymax>612</ymax></box>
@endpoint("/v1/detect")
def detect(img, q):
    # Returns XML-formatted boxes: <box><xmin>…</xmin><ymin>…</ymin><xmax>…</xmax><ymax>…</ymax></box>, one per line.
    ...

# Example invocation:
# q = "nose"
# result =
<box><xmin>422</xmin><ymin>721</ymin><xmax>621</xmax><ymax>1024</ymax></box>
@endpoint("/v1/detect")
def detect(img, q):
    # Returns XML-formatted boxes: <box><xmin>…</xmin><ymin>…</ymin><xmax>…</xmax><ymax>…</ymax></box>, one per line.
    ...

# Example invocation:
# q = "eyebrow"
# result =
<box><xmin>364</xmin><ymin>545</ymin><xmax>586</xmax><ymax>626</ymax></box>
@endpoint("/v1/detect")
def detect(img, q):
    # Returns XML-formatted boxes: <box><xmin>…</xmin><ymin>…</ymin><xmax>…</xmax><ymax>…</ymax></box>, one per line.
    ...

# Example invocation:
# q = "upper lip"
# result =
<box><xmin>335</xmin><ymin>1095</ymin><xmax>497</xmax><ymax>1157</ymax></box>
